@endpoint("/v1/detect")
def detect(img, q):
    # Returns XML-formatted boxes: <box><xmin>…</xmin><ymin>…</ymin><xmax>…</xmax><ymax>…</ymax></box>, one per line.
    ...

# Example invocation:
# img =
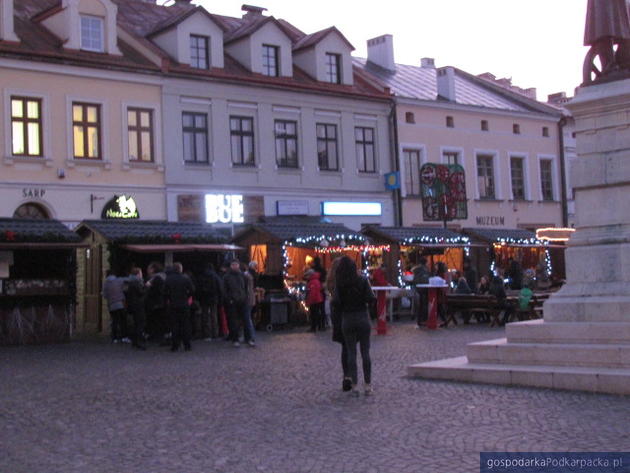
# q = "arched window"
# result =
<box><xmin>13</xmin><ymin>203</ymin><xmax>49</xmax><ymax>220</ymax></box>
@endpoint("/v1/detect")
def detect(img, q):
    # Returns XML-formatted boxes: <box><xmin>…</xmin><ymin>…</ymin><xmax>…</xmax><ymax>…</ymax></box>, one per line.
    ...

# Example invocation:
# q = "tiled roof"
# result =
<box><xmin>77</xmin><ymin>220</ymin><xmax>229</xmax><ymax>243</ymax></box>
<box><xmin>353</xmin><ymin>58</ymin><xmax>560</xmax><ymax>115</ymax></box>
<box><xmin>237</xmin><ymin>221</ymin><xmax>364</xmax><ymax>243</ymax></box>
<box><xmin>1</xmin><ymin>0</ymin><xmax>389</xmax><ymax>101</ymax></box>
<box><xmin>363</xmin><ymin>226</ymin><xmax>469</xmax><ymax>244</ymax></box>
<box><xmin>0</xmin><ymin>218</ymin><xmax>80</xmax><ymax>243</ymax></box>
<box><xmin>463</xmin><ymin>228</ymin><xmax>541</xmax><ymax>244</ymax></box>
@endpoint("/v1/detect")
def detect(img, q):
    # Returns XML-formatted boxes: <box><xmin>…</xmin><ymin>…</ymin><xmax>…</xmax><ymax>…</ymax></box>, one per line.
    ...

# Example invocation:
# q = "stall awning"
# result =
<box><xmin>362</xmin><ymin>226</ymin><xmax>472</xmax><ymax>246</ymax></box>
<box><xmin>233</xmin><ymin>219</ymin><xmax>365</xmax><ymax>246</ymax></box>
<box><xmin>0</xmin><ymin>218</ymin><xmax>82</xmax><ymax>245</ymax></box>
<box><xmin>121</xmin><ymin>244</ymin><xmax>243</xmax><ymax>253</ymax></box>
<box><xmin>464</xmin><ymin>227</ymin><xmax>544</xmax><ymax>246</ymax></box>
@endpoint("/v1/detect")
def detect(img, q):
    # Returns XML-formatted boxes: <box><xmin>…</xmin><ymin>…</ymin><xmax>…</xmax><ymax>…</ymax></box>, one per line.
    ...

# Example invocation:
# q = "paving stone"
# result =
<box><xmin>0</xmin><ymin>322</ymin><xmax>629</xmax><ymax>473</ymax></box>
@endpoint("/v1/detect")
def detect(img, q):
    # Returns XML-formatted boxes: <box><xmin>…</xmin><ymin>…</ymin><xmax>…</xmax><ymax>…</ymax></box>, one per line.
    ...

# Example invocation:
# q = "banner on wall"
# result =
<box><xmin>419</xmin><ymin>163</ymin><xmax>467</xmax><ymax>221</ymax></box>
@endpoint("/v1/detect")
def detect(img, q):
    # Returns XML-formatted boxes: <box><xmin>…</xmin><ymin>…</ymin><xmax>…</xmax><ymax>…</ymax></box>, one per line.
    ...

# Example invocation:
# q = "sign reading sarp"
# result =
<box><xmin>205</xmin><ymin>194</ymin><xmax>244</xmax><ymax>224</ymax></box>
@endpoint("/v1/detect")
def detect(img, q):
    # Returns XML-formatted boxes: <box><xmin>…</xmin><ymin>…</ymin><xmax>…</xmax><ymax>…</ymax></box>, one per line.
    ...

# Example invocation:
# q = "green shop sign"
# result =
<box><xmin>101</xmin><ymin>195</ymin><xmax>139</xmax><ymax>219</ymax></box>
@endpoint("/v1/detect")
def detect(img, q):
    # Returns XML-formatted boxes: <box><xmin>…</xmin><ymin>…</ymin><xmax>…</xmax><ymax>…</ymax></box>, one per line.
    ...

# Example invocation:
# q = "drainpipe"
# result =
<box><xmin>557</xmin><ymin>117</ymin><xmax>568</xmax><ymax>227</ymax></box>
<box><xmin>389</xmin><ymin>100</ymin><xmax>403</xmax><ymax>226</ymax></box>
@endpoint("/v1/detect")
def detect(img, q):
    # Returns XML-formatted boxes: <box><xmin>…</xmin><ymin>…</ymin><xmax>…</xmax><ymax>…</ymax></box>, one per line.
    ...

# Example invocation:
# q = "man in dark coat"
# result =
<box><xmin>164</xmin><ymin>262</ymin><xmax>195</xmax><ymax>352</ymax></box>
<box><xmin>223</xmin><ymin>259</ymin><xmax>248</xmax><ymax>347</ymax></box>
<box><xmin>125</xmin><ymin>267</ymin><xmax>147</xmax><ymax>350</ymax></box>
<box><xmin>412</xmin><ymin>257</ymin><xmax>431</xmax><ymax>327</ymax></box>
<box><xmin>198</xmin><ymin>263</ymin><xmax>223</xmax><ymax>340</ymax></box>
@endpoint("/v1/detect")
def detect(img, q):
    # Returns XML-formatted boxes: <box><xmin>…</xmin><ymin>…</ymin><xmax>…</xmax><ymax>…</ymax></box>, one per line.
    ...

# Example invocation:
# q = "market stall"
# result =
<box><xmin>0</xmin><ymin>218</ymin><xmax>83</xmax><ymax>345</ymax></box>
<box><xmin>361</xmin><ymin>226</ymin><xmax>472</xmax><ymax>286</ymax></box>
<box><xmin>463</xmin><ymin>227</ymin><xmax>561</xmax><ymax>286</ymax></box>
<box><xmin>74</xmin><ymin>220</ymin><xmax>237</xmax><ymax>337</ymax></box>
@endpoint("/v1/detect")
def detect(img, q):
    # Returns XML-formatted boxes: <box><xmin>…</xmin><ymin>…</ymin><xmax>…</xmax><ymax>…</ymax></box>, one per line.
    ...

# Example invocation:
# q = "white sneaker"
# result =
<box><xmin>364</xmin><ymin>384</ymin><xmax>373</xmax><ymax>396</ymax></box>
<box><xmin>232</xmin><ymin>341</ymin><xmax>241</xmax><ymax>348</ymax></box>
<box><xmin>247</xmin><ymin>340</ymin><xmax>256</xmax><ymax>347</ymax></box>
<box><xmin>121</xmin><ymin>337</ymin><xmax>131</xmax><ymax>344</ymax></box>
<box><xmin>350</xmin><ymin>385</ymin><xmax>360</xmax><ymax>397</ymax></box>
<box><xmin>204</xmin><ymin>337</ymin><xmax>214</xmax><ymax>342</ymax></box>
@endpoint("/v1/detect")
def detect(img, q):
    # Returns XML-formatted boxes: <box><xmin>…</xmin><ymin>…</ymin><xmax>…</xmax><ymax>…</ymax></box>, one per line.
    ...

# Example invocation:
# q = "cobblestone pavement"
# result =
<box><xmin>2</xmin><ymin>321</ymin><xmax>630</xmax><ymax>473</ymax></box>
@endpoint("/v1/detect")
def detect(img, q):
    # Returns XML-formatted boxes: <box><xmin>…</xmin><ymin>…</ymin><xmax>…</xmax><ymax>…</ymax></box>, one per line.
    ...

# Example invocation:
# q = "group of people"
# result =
<box><xmin>102</xmin><ymin>259</ymin><xmax>263</xmax><ymax>352</ymax></box>
<box><xmin>411</xmin><ymin>256</ymin><xmax>541</xmax><ymax>327</ymax></box>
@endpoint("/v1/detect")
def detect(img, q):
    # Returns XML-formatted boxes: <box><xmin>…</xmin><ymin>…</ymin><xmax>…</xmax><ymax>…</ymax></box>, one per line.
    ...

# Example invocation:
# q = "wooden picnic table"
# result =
<box><xmin>445</xmin><ymin>292</ymin><xmax>547</xmax><ymax>327</ymax></box>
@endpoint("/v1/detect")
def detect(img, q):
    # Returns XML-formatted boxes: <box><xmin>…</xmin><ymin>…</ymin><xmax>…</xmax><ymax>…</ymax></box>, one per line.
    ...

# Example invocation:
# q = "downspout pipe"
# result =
<box><xmin>389</xmin><ymin>100</ymin><xmax>403</xmax><ymax>226</ymax></box>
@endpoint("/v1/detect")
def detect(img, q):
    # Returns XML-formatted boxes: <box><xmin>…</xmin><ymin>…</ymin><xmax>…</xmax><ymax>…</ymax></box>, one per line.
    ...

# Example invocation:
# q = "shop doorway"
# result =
<box><xmin>82</xmin><ymin>245</ymin><xmax>103</xmax><ymax>332</ymax></box>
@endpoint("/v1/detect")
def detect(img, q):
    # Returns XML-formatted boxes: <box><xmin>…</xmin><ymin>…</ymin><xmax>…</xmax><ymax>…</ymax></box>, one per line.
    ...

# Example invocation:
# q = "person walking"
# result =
<box><xmin>125</xmin><ymin>267</ymin><xmax>147</xmax><ymax>350</ymax></box>
<box><xmin>145</xmin><ymin>262</ymin><xmax>167</xmax><ymax>343</ymax></box>
<box><xmin>332</xmin><ymin>256</ymin><xmax>376</xmax><ymax>396</ymax></box>
<box><xmin>223</xmin><ymin>259</ymin><xmax>249</xmax><ymax>347</ymax></box>
<box><xmin>327</xmin><ymin>257</ymin><xmax>352</xmax><ymax>391</ymax></box>
<box><xmin>198</xmin><ymin>263</ymin><xmax>223</xmax><ymax>341</ymax></box>
<box><xmin>164</xmin><ymin>262</ymin><xmax>195</xmax><ymax>352</ymax></box>
<box><xmin>241</xmin><ymin>262</ymin><xmax>257</xmax><ymax>347</ymax></box>
<box><xmin>412</xmin><ymin>257</ymin><xmax>431</xmax><ymax>327</ymax></box>
<box><xmin>102</xmin><ymin>269</ymin><xmax>128</xmax><ymax>344</ymax></box>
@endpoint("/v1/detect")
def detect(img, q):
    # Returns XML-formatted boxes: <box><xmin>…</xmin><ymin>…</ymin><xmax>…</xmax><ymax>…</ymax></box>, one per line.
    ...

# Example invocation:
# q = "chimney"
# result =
<box><xmin>548</xmin><ymin>91</ymin><xmax>569</xmax><ymax>105</ymax></box>
<box><xmin>366</xmin><ymin>34</ymin><xmax>395</xmax><ymax>72</ymax></box>
<box><xmin>523</xmin><ymin>87</ymin><xmax>537</xmax><ymax>100</ymax></box>
<box><xmin>0</xmin><ymin>0</ymin><xmax>18</xmax><ymax>42</ymax></box>
<box><xmin>436</xmin><ymin>67</ymin><xmax>456</xmax><ymax>102</ymax></box>
<box><xmin>420</xmin><ymin>57</ymin><xmax>435</xmax><ymax>69</ymax></box>
<box><xmin>241</xmin><ymin>4</ymin><xmax>267</xmax><ymax>20</ymax></box>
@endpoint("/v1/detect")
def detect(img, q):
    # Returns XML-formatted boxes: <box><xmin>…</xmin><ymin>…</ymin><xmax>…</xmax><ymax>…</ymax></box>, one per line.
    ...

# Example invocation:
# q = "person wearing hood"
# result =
<box><xmin>305</xmin><ymin>269</ymin><xmax>324</xmax><ymax>332</ymax></box>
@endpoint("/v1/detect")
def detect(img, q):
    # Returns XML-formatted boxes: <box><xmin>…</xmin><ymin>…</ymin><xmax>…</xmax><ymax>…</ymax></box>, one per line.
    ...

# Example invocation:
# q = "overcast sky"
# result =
<box><xmin>192</xmin><ymin>0</ymin><xmax>588</xmax><ymax>102</ymax></box>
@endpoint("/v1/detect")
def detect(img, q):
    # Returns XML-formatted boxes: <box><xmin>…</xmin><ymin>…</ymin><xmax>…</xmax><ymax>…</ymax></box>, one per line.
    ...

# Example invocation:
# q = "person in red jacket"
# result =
<box><xmin>305</xmin><ymin>269</ymin><xmax>324</xmax><ymax>332</ymax></box>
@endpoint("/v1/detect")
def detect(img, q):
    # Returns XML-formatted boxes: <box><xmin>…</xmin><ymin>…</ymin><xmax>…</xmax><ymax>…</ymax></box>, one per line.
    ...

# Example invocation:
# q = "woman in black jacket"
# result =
<box><xmin>332</xmin><ymin>256</ymin><xmax>376</xmax><ymax>396</ymax></box>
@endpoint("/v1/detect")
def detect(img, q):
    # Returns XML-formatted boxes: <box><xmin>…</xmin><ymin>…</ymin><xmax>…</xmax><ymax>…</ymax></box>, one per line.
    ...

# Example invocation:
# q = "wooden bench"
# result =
<box><xmin>445</xmin><ymin>294</ymin><xmax>504</xmax><ymax>327</ymax></box>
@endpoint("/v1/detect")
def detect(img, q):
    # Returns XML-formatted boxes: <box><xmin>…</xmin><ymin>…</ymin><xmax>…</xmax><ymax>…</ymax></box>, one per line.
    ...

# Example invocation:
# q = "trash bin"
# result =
<box><xmin>267</xmin><ymin>295</ymin><xmax>290</xmax><ymax>332</ymax></box>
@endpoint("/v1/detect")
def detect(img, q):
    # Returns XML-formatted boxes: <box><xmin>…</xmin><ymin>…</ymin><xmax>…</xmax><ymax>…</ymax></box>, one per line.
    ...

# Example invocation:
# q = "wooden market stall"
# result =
<box><xmin>463</xmin><ymin>227</ymin><xmax>563</xmax><ymax>285</ymax></box>
<box><xmin>0</xmin><ymin>218</ymin><xmax>84</xmax><ymax>346</ymax></box>
<box><xmin>74</xmin><ymin>220</ymin><xmax>238</xmax><ymax>338</ymax></box>
<box><xmin>361</xmin><ymin>226</ymin><xmax>472</xmax><ymax>286</ymax></box>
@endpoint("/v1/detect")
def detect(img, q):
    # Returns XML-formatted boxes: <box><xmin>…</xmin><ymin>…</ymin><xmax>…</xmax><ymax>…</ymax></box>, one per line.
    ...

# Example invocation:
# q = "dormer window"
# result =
<box><xmin>80</xmin><ymin>15</ymin><xmax>104</xmax><ymax>52</ymax></box>
<box><xmin>325</xmin><ymin>53</ymin><xmax>341</xmax><ymax>84</ymax></box>
<box><xmin>262</xmin><ymin>44</ymin><xmax>279</xmax><ymax>77</ymax></box>
<box><xmin>190</xmin><ymin>35</ymin><xmax>209</xmax><ymax>69</ymax></box>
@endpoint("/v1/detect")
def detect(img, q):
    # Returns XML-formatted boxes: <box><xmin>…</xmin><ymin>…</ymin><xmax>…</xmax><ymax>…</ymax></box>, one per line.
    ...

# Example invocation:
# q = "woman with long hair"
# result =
<box><xmin>332</xmin><ymin>256</ymin><xmax>376</xmax><ymax>396</ymax></box>
<box><xmin>327</xmin><ymin>257</ymin><xmax>351</xmax><ymax>391</ymax></box>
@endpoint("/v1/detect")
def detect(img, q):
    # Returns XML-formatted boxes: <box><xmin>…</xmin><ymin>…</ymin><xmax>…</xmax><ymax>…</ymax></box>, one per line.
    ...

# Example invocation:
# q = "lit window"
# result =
<box><xmin>11</xmin><ymin>97</ymin><xmax>42</xmax><ymax>157</ymax></box>
<box><xmin>72</xmin><ymin>102</ymin><xmax>101</xmax><ymax>159</ymax></box>
<box><xmin>80</xmin><ymin>15</ymin><xmax>104</xmax><ymax>52</ymax></box>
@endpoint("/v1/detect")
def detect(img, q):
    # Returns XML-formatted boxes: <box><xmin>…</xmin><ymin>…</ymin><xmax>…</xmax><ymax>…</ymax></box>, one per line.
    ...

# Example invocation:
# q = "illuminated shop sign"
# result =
<box><xmin>102</xmin><ymin>195</ymin><xmax>139</xmax><ymax>219</ymax></box>
<box><xmin>205</xmin><ymin>194</ymin><xmax>244</xmax><ymax>224</ymax></box>
<box><xmin>321</xmin><ymin>201</ymin><xmax>382</xmax><ymax>216</ymax></box>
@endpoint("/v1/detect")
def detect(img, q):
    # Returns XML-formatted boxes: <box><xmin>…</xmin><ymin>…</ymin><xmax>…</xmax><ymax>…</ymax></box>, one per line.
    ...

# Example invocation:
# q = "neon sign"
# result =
<box><xmin>102</xmin><ymin>195</ymin><xmax>139</xmax><ymax>219</ymax></box>
<box><xmin>205</xmin><ymin>194</ymin><xmax>244</xmax><ymax>223</ymax></box>
<box><xmin>321</xmin><ymin>202</ymin><xmax>382</xmax><ymax>216</ymax></box>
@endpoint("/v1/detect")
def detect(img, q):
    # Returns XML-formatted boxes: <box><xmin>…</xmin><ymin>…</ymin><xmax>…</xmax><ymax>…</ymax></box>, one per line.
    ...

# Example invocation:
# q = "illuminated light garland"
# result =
<box><xmin>314</xmin><ymin>244</ymin><xmax>391</xmax><ymax>254</ymax></box>
<box><xmin>536</xmin><ymin>227</ymin><xmax>576</xmax><ymax>242</ymax></box>
<box><xmin>293</xmin><ymin>234</ymin><xmax>365</xmax><ymax>246</ymax></box>
<box><xmin>490</xmin><ymin>259</ymin><xmax>497</xmax><ymax>276</ymax></box>
<box><xmin>397</xmin><ymin>259</ymin><xmax>404</xmax><ymax>287</ymax></box>
<box><xmin>493</xmin><ymin>237</ymin><xmax>547</xmax><ymax>246</ymax></box>
<box><xmin>402</xmin><ymin>235</ymin><xmax>470</xmax><ymax>245</ymax></box>
<box><xmin>545</xmin><ymin>249</ymin><xmax>553</xmax><ymax>275</ymax></box>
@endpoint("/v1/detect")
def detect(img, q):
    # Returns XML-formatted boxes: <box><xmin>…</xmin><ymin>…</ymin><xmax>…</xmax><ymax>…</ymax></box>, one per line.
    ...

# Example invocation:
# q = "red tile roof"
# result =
<box><xmin>293</xmin><ymin>26</ymin><xmax>355</xmax><ymax>52</ymax></box>
<box><xmin>1</xmin><ymin>0</ymin><xmax>389</xmax><ymax>100</ymax></box>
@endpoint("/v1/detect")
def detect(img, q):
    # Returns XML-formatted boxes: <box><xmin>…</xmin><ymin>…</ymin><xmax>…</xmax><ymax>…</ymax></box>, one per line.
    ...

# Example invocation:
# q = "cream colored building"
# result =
<box><xmin>0</xmin><ymin>0</ymin><xmax>166</xmax><ymax>226</ymax></box>
<box><xmin>357</xmin><ymin>35</ymin><xmax>566</xmax><ymax>232</ymax></box>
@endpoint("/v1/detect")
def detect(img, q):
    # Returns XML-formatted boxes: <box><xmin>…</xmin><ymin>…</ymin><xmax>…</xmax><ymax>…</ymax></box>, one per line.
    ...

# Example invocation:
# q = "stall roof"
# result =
<box><xmin>76</xmin><ymin>220</ymin><xmax>230</xmax><ymax>243</ymax></box>
<box><xmin>234</xmin><ymin>221</ymin><xmax>364</xmax><ymax>244</ymax></box>
<box><xmin>463</xmin><ymin>227</ymin><xmax>543</xmax><ymax>246</ymax></box>
<box><xmin>121</xmin><ymin>243</ymin><xmax>243</xmax><ymax>253</ymax></box>
<box><xmin>363</xmin><ymin>226</ymin><xmax>470</xmax><ymax>246</ymax></box>
<box><xmin>0</xmin><ymin>218</ymin><xmax>81</xmax><ymax>244</ymax></box>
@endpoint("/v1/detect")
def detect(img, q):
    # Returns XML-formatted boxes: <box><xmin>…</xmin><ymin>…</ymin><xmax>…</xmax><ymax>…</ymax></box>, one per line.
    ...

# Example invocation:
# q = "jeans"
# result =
<box><xmin>341</xmin><ymin>310</ymin><xmax>372</xmax><ymax>386</ymax></box>
<box><xmin>309</xmin><ymin>303</ymin><xmax>323</xmax><ymax>331</ymax></box>
<box><xmin>416</xmin><ymin>289</ymin><xmax>428</xmax><ymax>325</ymax></box>
<box><xmin>170</xmin><ymin>306</ymin><xmax>192</xmax><ymax>349</ymax></box>
<box><xmin>110</xmin><ymin>308</ymin><xmax>127</xmax><ymax>341</ymax></box>
<box><xmin>226</xmin><ymin>301</ymin><xmax>245</xmax><ymax>342</ymax></box>
<box><xmin>242</xmin><ymin>304</ymin><xmax>256</xmax><ymax>342</ymax></box>
<box><xmin>200</xmin><ymin>301</ymin><xmax>219</xmax><ymax>339</ymax></box>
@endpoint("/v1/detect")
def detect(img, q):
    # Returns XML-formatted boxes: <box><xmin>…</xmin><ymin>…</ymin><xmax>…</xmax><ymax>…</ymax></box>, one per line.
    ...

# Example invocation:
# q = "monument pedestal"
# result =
<box><xmin>408</xmin><ymin>79</ymin><xmax>630</xmax><ymax>395</ymax></box>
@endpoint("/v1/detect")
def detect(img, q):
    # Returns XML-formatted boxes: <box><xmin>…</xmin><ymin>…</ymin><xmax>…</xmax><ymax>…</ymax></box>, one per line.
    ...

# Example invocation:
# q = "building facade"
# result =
<box><xmin>357</xmin><ymin>35</ymin><xmax>566</xmax><ymax>233</ymax></box>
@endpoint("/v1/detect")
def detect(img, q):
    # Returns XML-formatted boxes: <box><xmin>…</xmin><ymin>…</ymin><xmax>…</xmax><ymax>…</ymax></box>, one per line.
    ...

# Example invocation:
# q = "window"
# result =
<box><xmin>443</xmin><ymin>151</ymin><xmax>459</xmax><ymax>166</ymax></box>
<box><xmin>274</xmin><ymin>120</ymin><xmax>298</xmax><ymax>168</ymax></box>
<box><xmin>540</xmin><ymin>160</ymin><xmax>554</xmax><ymax>201</ymax></box>
<box><xmin>481</xmin><ymin>120</ymin><xmax>489</xmax><ymax>131</ymax></box>
<box><xmin>11</xmin><ymin>97</ymin><xmax>42</xmax><ymax>157</ymax></box>
<box><xmin>80</xmin><ymin>15</ymin><xmax>104</xmax><ymax>52</ymax></box>
<box><xmin>230</xmin><ymin>116</ymin><xmax>255</xmax><ymax>166</ymax></box>
<box><xmin>72</xmin><ymin>102</ymin><xmax>101</xmax><ymax>159</ymax></box>
<box><xmin>446</xmin><ymin>116</ymin><xmax>454</xmax><ymax>128</ymax></box>
<box><xmin>476</xmin><ymin>155</ymin><xmax>495</xmax><ymax>199</ymax></box>
<box><xmin>542</xmin><ymin>126</ymin><xmax>550</xmax><ymax>137</ymax></box>
<box><xmin>510</xmin><ymin>157</ymin><xmax>525</xmax><ymax>200</ymax></box>
<box><xmin>405</xmin><ymin>112</ymin><xmax>415</xmax><ymax>124</ymax></box>
<box><xmin>325</xmin><ymin>53</ymin><xmax>341</xmax><ymax>84</ymax></box>
<box><xmin>127</xmin><ymin>108</ymin><xmax>153</xmax><ymax>162</ymax></box>
<box><xmin>316</xmin><ymin>123</ymin><xmax>338</xmax><ymax>171</ymax></box>
<box><xmin>262</xmin><ymin>44</ymin><xmax>279</xmax><ymax>77</ymax></box>
<box><xmin>182</xmin><ymin>112</ymin><xmax>208</xmax><ymax>164</ymax></box>
<box><xmin>403</xmin><ymin>149</ymin><xmax>421</xmax><ymax>196</ymax></box>
<box><xmin>13</xmin><ymin>203</ymin><xmax>49</xmax><ymax>219</ymax></box>
<box><xmin>355</xmin><ymin>127</ymin><xmax>376</xmax><ymax>173</ymax></box>
<box><xmin>513</xmin><ymin>123</ymin><xmax>521</xmax><ymax>134</ymax></box>
<box><xmin>190</xmin><ymin>35</ymin><xmax>209</xmax><ymax>69</ymax></box>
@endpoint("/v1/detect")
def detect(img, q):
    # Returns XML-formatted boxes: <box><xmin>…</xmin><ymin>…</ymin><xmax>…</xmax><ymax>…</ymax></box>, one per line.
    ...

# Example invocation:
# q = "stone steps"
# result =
<box><xmin>407</xmin><ymin>356</ymin><xmax>630</xmax><ymax>394</ymax></box>
<box><xmin>506</xmin><ymin>319</ymin><xmax>630</xmax><ymax>345</ymax></box>
<box><xmin>467</xmin><ymin>338</ymin><xmax>630</xmax><ymax>369</ymax></box>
